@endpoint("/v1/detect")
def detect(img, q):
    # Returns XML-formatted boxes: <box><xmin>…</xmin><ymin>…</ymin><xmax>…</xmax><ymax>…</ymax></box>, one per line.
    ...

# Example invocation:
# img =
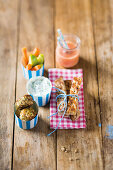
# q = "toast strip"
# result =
<box><xmin>66</xmin><ymin>77</ymin><xmax>82</xmax><ymax>121</ymax></box>
<box><xmin>54</xmin><ymin>77</ymin><xmax>66</xmax><ymax>114</ymax></box>
<box><xmin>54</xmin><ymin>77</ymin><xmax>82</xmax><ymax>121</ymax></box>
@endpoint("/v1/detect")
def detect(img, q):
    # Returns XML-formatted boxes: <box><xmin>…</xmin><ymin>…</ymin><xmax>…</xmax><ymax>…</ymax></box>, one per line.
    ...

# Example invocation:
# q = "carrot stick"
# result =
<box><xmin>26</xmin><ymin>64</ymin><xmax>32</xmax><ymax>70</ymax></box>
<box><xmin>22</xmin><ymin>47</ymin><xmax>28</xmax><ymax>63</ymax></box>
<box><xmin>33</xmin><ymin>65</ymin><xmax>41</xmax><ymax>71</ymax></box>
<box><xmin>30</xmin><ymin>65</ymin><xmax>41</xmax><ymax>71</ymax></box>
<box><xmin>21</xmin><ymin>56</ymin><xmax>28</xmax><ymax>68</ymax></box>
<box><xmin>31</xmin><ymin>67</ymin><xmax>36</xmax><ymax>71</ymax></box>
<box><xmin>32</xmin><ymin>48</ymin><xmax>40</xmax><ymax>56</ymax></box>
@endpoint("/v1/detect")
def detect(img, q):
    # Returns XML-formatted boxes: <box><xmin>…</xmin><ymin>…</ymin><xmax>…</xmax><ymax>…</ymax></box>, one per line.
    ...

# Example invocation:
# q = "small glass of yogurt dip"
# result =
<box><xmin>56</xmin><ymin>34</ymin><xmax>81</xmax><ymax>68</ymax></box>
<box><xmin>26</xmin><ymin>76</ymin><xmax>52</xmax><ymax>106</ymax></box>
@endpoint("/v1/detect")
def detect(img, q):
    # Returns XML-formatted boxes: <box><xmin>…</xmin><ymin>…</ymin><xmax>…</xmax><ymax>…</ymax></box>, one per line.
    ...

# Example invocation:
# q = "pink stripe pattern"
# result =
<box><xmin>48</xmin><ymin>68</ymin><xmax>86</xmax><ymax>129</ymax></box>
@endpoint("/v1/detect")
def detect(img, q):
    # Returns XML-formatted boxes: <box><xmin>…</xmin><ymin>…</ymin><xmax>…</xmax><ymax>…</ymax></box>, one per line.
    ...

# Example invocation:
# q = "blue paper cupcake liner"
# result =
<box><xmin>15</xmin><ymin>113</ymin><xmax>38</xmax><ymax>129</ymax></box>
<box><xmin>22</xmin><ymin>64</ymin><xmax>44</xmax><ymax>79</ymax></box>
<box><xmin>27</xmin><ymin>76</ymin><xmax>52</xmax><ymax>107</ymax></box>
<box><xmin>31</xmin><ymin>92</ymin><xmax>51</xmax><ymax>107</ymax></box>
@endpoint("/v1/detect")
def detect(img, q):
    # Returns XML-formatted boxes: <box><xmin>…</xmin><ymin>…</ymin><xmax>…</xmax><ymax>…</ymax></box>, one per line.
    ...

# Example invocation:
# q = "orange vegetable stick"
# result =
<box><xmin>33</xmin><ymin>65</ymin><xmax>41</xmax><ymax>71</ymax></box>
<box><xmin>26</xmin><ymin>64</ymin><xmax>32</xmax><ymax>70</ymax></box>
<box><xmin>22</xmin><ymin>47</ymin><xmax>28</xmax><ymax>63</ymax></box>
<box><xmin>21</xmin><ymin>56</ymin><xmax>28</xmax><ymax>68</ymax></box>
<box><xmin>33</xmin><ymin>48</ymin><xmax>40</xmax><ymax>56</ymax></box>
<box><xmin>30</xmin><ymin>65</ymin><xmax>41</xmax><ymax>71</ymax></box>
<box><xmin>31</xmin><ymin>67</ymin><xmax>36</xmax><ymax>71</ymax></box>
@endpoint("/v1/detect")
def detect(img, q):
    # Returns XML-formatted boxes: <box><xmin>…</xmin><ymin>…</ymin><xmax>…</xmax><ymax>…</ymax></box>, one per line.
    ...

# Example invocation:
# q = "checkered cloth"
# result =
<box><xmin>48</xmin><ymin>68</ymin><xmax>86</xmax><ymax>129</ymax></box>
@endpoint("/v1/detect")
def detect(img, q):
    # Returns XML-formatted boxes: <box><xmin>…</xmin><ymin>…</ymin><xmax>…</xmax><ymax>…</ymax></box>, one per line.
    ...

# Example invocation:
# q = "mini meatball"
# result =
<box><xmin>19</xmin><ymin>107</ymin><xmax>37</xmax><ymax>121</ymax></box>
<box><xmin>15</xmin><ymin>109</ymin><xmax>21</xmax><ymax>117</ymax></box>
<box><xmin>15</xmin><ymin>94</ymin><xmax>34</xmax><ymax>110</ymax></box>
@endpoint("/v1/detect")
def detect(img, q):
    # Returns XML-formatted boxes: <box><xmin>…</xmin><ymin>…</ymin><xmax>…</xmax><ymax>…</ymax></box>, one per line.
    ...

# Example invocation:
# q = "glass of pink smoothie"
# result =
<box><xmin>56</xmin><ymin>34</ymin><xmax>81</xmax><ymax>68</ymax></box>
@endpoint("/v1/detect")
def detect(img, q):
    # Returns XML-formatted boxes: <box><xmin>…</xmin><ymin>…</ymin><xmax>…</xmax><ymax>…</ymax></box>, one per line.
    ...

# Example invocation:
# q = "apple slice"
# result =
<box><xmin>29</xmin><ymin>55</ymin><xmax>38</xmax><ymax>67</ymax></box>
<box><xmin>37</xmin><ymin>54</ymin><xmax>44</xmax><ymax>64</ymax></box>
<box><xmin>39</xmin><ymin>64</ymin><xmax>43</xmax><ymax>68</ymax></box>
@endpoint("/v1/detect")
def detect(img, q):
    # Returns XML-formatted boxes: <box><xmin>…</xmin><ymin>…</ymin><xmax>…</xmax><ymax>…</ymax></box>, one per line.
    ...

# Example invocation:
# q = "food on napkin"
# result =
<box><xmin>21</xmin><ymin>47</ymin><xmax>44</xmax><ymax>71</ymax></box>
<box><xmin>54</xmin><ymin>78</ymin><xmax>72</xmax><ymax>116</ymax></box>
<box><xmin>54</xmin><ymin>77</ymin><xmax>67</xmax><ymax>114</ymax></box>
<box><xmin>15</xmin><ymin>94</ymin><xmax>38</xmax><ymax>121</ymax></box>
<box><xmin>54</xmin><ymin>77</ymin><xmax>66</xmax><ymax>93</ymax></box>
<box><xmin>67</xmin><ymin>77</ymin><xmax>82</xmax><ymax>121</ymax></box>
<box><xmin>54</xmin><ymin>77</ymin><xmax>82</xmax><ymax>121</ymax></box>
<box><xmin>65</xmin><ymin>80</ymin><xmax>72</xmax><ymax>94</ymax></box>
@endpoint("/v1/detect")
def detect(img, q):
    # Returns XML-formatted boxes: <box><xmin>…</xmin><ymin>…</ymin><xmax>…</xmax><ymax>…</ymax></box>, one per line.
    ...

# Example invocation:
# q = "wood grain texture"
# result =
<box><xmin>0</xmin><ymin>0</ymin><xmax>18</xmax><ymax>169</ymax></box>
<box><xmin>0</xmin><ymin>0</ymin><xmax>112</xmax><ymax>169</ymax></box>
<box><xmin>92</xmin><ymin>0</ymin><xmax>113</xmax><ymax>169</ymax></box>
<box><xmin>13</xmin><ymin>0</ymin><xmax>56</xmax><ymax>170</ymax></box>
<box><xmin>55</xmin><ymin>0</ymin><xmax>103</xmax><ymax>169</ymax></box>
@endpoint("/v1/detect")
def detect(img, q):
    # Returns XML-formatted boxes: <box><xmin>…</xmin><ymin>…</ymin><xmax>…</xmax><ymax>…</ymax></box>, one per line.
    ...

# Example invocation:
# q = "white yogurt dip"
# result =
<box><xmin>26</xmin><ymin>76</ymin><xmax>52</xmax><ymax>96</ymax></box>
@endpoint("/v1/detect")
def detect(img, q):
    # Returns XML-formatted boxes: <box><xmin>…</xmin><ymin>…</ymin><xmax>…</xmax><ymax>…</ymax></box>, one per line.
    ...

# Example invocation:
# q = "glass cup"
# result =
<box><xmin>56</xmin><ymin>34</ymin><xmax>81</xmax><ymax>68</ymax></box>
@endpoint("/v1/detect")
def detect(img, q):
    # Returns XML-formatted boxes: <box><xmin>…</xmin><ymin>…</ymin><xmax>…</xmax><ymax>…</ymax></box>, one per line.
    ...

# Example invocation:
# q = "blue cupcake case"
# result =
<box><xmin>22</xmin><ymin>64</ymin><xmax>44</xmax><ymax>79</ymax></box>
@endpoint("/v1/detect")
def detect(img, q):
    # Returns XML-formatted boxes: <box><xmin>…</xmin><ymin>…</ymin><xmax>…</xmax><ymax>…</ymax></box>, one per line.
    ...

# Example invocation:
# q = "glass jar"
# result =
<box><xmin>56</xmin><ymin>34</ymin><xmax>81</xmax><ymax>68</ymax></box>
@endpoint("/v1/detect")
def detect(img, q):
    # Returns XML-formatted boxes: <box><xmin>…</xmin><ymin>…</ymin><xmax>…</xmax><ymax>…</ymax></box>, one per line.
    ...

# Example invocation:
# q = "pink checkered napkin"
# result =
<box><xmin>48</xmin><ymin>68</ymin><xmax>86</xmax><ymax>129</ymax></box>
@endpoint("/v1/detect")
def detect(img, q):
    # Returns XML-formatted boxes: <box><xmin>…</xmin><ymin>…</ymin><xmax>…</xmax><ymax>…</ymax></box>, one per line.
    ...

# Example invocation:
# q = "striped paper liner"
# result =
<box><xmin>32</xmin><ymin>92</ymin><xmax>51</xmax><ymax>107</ymax></box>
<box><xmin>21</xmin><ymin>64</ymin><xmax>44</xmax><ymax>79</ymax></box>
<box><xmin>27</xmin><ymin>77</ymin><xmax>52</xmax><ymax>107</ymax></box>
<box><xmin>15</xmin><ymin>113</ymin><xmax>38</xmax><ymax>130</ymax></box>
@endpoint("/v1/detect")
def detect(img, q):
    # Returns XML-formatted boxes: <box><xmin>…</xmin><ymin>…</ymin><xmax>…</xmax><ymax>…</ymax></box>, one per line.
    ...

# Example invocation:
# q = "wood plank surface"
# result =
<box><xmin>0</xmin><ymin>0</ymin><xmax>113</xmax><ymax>169</ymax></box>
<box><xmin>92</xmin><ymin>0</ymin><xmax>113</xmax><ymax>169</ymax></box>
<box><xmin>13</xmin><ymin>0</ymin><xmax>56</xmax><ymax>170</ymax></box>
<box><xmin>55</xmin><ymin>0</ymin><xmax>103</xmax><ymax>169</ymax></box>
<box><xmin>0</xmin><ymin>0</ymin><xmax>18</xmax><ymax>169</ymax></box>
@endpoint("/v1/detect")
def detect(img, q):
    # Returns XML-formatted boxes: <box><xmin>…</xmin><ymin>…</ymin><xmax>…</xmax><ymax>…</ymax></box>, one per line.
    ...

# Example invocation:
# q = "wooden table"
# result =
<box><xmin>0</xmin><ymin>0</ymin><xmax>113</xmax><ymax>169</ymax></box>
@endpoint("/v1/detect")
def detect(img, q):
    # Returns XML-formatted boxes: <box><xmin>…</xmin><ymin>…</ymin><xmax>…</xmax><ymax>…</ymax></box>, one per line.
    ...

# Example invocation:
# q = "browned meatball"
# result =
<box><xmin>15</xmin><ymin>94</ymin><xmax>34</xmax><ymax>110</ymax></box>
<box><xmin>19</xmin><ymin>107</ymin><xmax>37</xmax><ymax>121</ymax></box>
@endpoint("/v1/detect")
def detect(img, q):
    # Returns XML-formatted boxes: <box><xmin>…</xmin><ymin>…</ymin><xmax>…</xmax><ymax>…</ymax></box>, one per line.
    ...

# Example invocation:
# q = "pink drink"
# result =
<box><xmin>56</xmin><ymin>34</ymin><xmax>80</xmax><ymax>68</ymax></box>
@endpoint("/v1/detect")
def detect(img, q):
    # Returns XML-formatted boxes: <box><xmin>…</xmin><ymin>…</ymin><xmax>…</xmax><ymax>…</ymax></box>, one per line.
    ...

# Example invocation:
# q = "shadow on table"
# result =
<box><xmin>44</xmin><ymin>69</ymin><xmax>48</xmax><ymax>77</ymax></box>
<box><xmin>77</xmin><ymin>56</ymin><xmax>112</xmax><ymax>132</ymax></box>
<box><xmin>78</xmin><ymin>57</ymin><xmax>112</xmax><ymax>78</ymax></box>
<box><xmin>28</xmin><ymin>102</ymin><xmax>55</xmax><ymax>136</ymax></box>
